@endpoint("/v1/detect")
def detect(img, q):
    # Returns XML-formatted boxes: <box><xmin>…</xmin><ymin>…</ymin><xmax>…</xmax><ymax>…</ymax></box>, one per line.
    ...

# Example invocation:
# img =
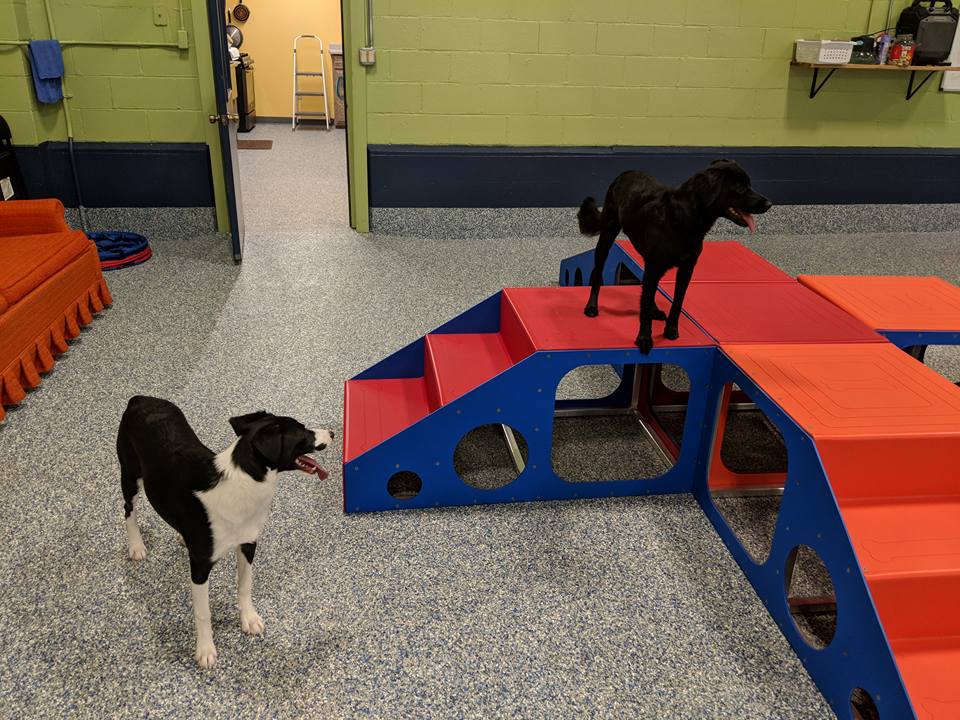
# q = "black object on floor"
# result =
<box><xmin>0</xmin><ymin>114</ymin><xmax>27</xmax><ymax>201</ymax></box>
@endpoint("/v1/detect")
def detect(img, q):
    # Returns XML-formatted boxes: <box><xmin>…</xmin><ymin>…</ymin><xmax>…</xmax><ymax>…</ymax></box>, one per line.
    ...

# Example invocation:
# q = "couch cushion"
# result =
<box><xmin>0</xmin><ymin>231</ymin><xmax>93</xmax><ymax>305</ymax></box>
<box><xmin>0</xmin><ymin>199</ymin><xmax>70</xmax><ymax>238</ymax></box>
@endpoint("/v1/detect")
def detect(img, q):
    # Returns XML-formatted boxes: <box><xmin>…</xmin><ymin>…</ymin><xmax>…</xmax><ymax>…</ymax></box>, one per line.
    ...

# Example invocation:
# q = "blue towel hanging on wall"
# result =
<box><xmin>27</xmin><ymin>40</ymin><xmax>64</xmax><ymax>104</ymax></box>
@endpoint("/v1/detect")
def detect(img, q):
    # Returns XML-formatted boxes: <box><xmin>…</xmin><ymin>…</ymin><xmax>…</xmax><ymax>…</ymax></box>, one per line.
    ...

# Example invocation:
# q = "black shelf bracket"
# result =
<box><xmin>809</xmin><ymin>66</ymin><xmax>838</xmax><ymax>98</ymax></box>
<box><xmin>906</xmin><ymin>69</ymin><xmax>937</xmax><ymax>100</ymax></box>
<box><xmin>805</xmin><ymin>65</ymin><xmax>944</xmax><ymax>101</ymax></box>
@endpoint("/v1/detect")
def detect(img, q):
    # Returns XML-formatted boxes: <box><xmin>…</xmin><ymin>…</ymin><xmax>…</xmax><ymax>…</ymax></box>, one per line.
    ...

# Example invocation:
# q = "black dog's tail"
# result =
<box><xmin>577</xmin><ymin>197</ymin><xmax>603</xmax><ymax>236</ymax></box>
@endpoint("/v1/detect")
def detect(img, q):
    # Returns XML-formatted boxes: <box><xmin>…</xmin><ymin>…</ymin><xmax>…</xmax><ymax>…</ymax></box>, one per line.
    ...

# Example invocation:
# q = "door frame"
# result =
<box><xmin>206</xmin><ymin>0</ymin><xmax>244</xmax><ymax>261</ymax></box>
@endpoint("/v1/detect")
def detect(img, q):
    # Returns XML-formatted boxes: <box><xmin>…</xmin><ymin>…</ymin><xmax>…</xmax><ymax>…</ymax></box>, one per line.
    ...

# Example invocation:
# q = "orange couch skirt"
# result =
<box><xmin>0</xmin><ymin>244</ymin><xmax>113</xmax><ymax>422</ymax></box>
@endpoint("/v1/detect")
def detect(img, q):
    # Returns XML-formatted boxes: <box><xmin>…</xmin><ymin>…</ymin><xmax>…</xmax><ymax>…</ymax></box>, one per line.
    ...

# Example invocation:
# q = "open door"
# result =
<box><xmin>207</xmin><ymin>0</ymin><xmax>245</xmax><ymax>262</ymax></box>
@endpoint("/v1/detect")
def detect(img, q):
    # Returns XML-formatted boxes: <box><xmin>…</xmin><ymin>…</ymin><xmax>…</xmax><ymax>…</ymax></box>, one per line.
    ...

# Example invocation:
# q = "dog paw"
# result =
<box><xmin>635</xmin><ymin>335</ymin><xmax>653</xmax><ymax>355</ymax></box>
<box><xmin>583</xmin><ymin>305</ymin><xmax>599</xmax><ymax>318</ymax></box>
<box><xmin>128</xmin><ymin>543</ymin><xmax>147</xmax><ymax>561</ymax></box>
<box><xmin>652</xmin><ymin>308</ymin><xmax>667</xmax><ymax>321</ymax></box>
<box><xmin>663</xmin><ymin>324</ymin><xmax>679</xmax><ymax>341</ymax></box>
<box><xmin>240</xmin><ymin>608</ymin><xmax>265</xmax><ymax>636</ymax></box>
<box><xmin>195</xmin><ymin>642</ymin><xmax>218</xmax><ymax>669</ymax></box>
<box><xmin>177</xmin><ymin>534</ymin><xmax>186</xmax><ymax>547</ymax></box>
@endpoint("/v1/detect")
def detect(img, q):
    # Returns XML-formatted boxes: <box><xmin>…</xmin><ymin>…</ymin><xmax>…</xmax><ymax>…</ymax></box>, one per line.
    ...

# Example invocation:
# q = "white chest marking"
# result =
<box><xmin>197</xmin><ymin>443</ymin><xmax>279</xmax><ymax>561</ymax></box>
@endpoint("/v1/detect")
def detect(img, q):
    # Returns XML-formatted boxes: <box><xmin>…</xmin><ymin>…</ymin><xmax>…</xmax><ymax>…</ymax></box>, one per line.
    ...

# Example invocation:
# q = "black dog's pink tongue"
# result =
<box><xmin>744</xmin><ymin>212</ymin><xmax>757</xmax><ymax>235</ymax></box>
<box><xmin>295</xmin><ymin>455</ymin><xmax>328</xmax><ymax>479</ymax></box>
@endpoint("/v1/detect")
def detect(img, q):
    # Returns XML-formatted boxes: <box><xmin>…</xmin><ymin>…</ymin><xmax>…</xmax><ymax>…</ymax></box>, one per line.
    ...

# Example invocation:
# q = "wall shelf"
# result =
<box><xmin>791</xmin><ymin>61</ymin><xmax>960</xmax><ymax>100</ymax></box>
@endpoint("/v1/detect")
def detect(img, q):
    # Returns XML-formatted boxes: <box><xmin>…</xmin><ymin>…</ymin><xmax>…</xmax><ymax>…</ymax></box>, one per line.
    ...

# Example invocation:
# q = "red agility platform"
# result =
<box><xmin>724</xmin><ymin>342</ymin><xmax>960</xmax><ymax>720</ymax></box>
<box><xmin>617</xmin><ymin>239</ymin><xmax>793</xmax><ymax>283</ymax></box>
<box><xmin>344</xmin><ymin>286</ymin><xmax>712</xmax><ymax>463</ymax></box>
<box><xmin>659</xmin><ymin>280</ymin><xmax>885</xmax><ymax>345</ymax></box>
<box><xmin>346</xmin><ymin>240</ymin><xmax>960</xmax><ymax>718</ymax></box>
<box><xmin>798</xmin><ymin>275</ymin><xmax>960</xmax><ymax>333</ymax></box>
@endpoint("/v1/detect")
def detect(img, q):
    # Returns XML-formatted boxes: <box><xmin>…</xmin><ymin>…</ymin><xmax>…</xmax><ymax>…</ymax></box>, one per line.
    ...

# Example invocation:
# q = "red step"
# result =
<box><xmin>891</xmin><ymin>638</ymin><xmax>960</xmax><ymax>720</ymax></box>
<box><xmin>425</xmin><ymin>332</ymin><xmax>516</xmax><ymax>406</ymax></box>
<box><xmin>343</xmin><ymin>378</ymin><xmax>431</xmax><ymax>461</ymax></box>
<box><xmin>617</xmin><ymin>239</ymin><xmax>793</xmax><ymax>283</ymax></box>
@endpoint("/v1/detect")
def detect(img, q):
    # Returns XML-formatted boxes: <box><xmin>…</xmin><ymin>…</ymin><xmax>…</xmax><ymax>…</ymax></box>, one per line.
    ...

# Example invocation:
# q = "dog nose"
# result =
<box><xmin>329</xmin><ymin>429</ymin><xmax>335</xmax><ymax>439</ymax></box>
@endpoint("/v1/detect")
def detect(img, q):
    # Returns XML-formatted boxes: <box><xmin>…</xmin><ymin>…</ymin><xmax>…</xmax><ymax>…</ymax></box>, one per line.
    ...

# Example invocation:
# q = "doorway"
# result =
<box><xmin>208</xmin><ymin>0</ymin><xmax>351</xmax><ymax>260</ymax></box>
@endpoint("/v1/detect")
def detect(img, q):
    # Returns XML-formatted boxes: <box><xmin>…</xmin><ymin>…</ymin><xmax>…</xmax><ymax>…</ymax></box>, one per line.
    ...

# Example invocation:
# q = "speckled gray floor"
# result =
<box><xmin>1</xmin><ymin>124</ymin><xmax>958</xmax><ymax>719</ymax></box>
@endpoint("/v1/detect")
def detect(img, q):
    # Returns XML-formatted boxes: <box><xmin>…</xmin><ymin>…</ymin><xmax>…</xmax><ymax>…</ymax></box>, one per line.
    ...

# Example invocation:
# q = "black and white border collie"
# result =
<box><xmin>117</xmin><ymin>395</ymin><xmax>332</xmax><ymax>668</ymax></box>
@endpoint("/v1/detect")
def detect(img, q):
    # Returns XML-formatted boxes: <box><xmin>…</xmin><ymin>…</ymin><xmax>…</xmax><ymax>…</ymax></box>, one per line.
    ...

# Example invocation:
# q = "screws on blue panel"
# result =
<box><xmin>456</xmin><ymin>409</ymin><xmax>461</xmax><ymax>414</ymax></box>
<box><xmin>496</xmin><ymin>408</ymin><xmax>501</xmax><ymax>413</ymax></box>
<box><xmin>435</xmin><ymin>461</ymin><xmax>440</xmax><ymax>466</ymax></box>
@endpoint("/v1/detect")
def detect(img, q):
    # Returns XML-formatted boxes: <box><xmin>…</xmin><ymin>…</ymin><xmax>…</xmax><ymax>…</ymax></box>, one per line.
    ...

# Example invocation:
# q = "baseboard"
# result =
<box><xmin>64</xmin><ymin>206</ymin><xmax>218</xmax><ymax>239</ymax></box>
<box><xmin>14</xmin><ymin>141</ymin><xmax>214</xmax><ymax>208</ymax></box>
<box><xmin>371</xmin><ymin>204</ymin><xmax>960</xmax><ymax>239</ymax></box>
<box><xmin>368</xmin><ymin>145</ymin><xmax>960</xmax><ymax>208</ymax></box>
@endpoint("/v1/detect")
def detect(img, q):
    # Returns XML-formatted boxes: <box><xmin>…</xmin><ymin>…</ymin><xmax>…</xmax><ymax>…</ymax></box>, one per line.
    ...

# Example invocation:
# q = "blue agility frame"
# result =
<box><xmin>344</xmin><ymin>343</ymin><xmax>715</xmax><ymax>513</ymax></box>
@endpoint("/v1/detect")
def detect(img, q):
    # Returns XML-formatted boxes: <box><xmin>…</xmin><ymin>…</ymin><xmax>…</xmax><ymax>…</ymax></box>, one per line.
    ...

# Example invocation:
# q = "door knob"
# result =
<box><xmin>208</xmin><ymin>113</ymin><xmax>240</xmax><ymax>125</ymax></box>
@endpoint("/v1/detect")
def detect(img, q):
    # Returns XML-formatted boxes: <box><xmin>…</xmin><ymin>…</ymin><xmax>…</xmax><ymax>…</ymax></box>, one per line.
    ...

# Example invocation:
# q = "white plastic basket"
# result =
<box><xmin>795</xmin><ymin>40</ymin><xmax>854</xmax><ymax>64</ymax></box>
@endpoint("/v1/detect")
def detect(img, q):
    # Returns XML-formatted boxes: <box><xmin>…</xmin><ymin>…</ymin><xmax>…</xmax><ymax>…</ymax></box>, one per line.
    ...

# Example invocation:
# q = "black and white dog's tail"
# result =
<box><xmin>577</xmin><ymin>197</ymin><xmax>603</xmax><ymax>236</ymax></box>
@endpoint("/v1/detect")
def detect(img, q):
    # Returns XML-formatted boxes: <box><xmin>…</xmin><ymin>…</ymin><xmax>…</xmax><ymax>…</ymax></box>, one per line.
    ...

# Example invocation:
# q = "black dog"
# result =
<box><xmin>579</xmin><ymin>159</ymin><xmax>771</xmax><ymax>353</ymax></box>
<box><xmin>117</xmin><ymin>395</ymin><xmax>332</xmax><ymax>668</ymax></box>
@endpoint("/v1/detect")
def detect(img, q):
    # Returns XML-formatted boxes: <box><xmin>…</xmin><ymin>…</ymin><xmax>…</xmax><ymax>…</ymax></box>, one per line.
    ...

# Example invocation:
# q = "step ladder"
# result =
<box><xmin>292</xmin><ymin>34</ymin><xmax>330</xmax><ymax>130</ymax></box>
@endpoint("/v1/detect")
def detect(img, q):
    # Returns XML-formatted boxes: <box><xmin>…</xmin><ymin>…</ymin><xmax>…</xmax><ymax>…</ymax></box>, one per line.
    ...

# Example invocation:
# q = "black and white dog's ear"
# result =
<box><xmin>229</xmin><ymin>410</ymin><xmax>272</xmax><ymax>436</ymax></box>
<box><xmin>250</xmin><ymin>423</ymin><xmax>285</xmax><ymax>469</ymax></box>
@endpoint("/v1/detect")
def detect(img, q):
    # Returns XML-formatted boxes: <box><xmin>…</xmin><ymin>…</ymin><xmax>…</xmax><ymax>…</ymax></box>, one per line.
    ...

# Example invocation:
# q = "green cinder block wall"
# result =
<box><xmin>365</xmin><ymin>0</ymin><xmax>960</xmax><ymax>148</ymax></box>
<box><xmin>0</xmin><ymin>0</ymin><xmax>206</xmax><ymax>145</ymax></box>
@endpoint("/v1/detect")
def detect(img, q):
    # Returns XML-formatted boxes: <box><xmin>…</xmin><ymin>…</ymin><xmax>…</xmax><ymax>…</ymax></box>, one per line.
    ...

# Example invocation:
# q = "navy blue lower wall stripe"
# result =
<box><xmin>15</xmin><ymin>141</ymin><xmax>214</xmax><ymax>208</ymax></box>
<box><xmin>368</xmin><ymin>145</ymin><xmax>960</xmax><ymax>208</ymax></box>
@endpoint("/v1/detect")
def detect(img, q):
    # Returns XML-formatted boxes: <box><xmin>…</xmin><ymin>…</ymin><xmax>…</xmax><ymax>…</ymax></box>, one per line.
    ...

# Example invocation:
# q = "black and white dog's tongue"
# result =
<box><xmin>295</xmin><ymin>455</ymin><xmax>328</xmax><ymax>479</ymax></box>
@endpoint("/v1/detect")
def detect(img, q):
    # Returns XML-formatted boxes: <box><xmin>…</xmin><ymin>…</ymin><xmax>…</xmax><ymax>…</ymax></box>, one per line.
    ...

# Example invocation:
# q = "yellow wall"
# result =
<box><xmin>234</xmin><ymin>0</ymin><xmax>341</xmax><ymax>119</ymax></box>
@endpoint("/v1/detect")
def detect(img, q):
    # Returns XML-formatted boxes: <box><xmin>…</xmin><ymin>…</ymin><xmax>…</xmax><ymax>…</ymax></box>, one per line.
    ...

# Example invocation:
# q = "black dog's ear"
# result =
<box><xmin>229</xmin><ymin>410</ymin><xmax>272</xmax><ymax>436</ymax></box>
<box><xmin>687</xmin><ymin>168</ymin><xmax>723</xmax><ymax>208</ymax></box>
<box><xmin>250</xmin><ymin>422</ymin><xmax>285</xmax><ymax>469</ymax></box>
<box><xmin>710</xmin><ymin>157</ymin><xmax>737</xmax><ymax>170</ymax></box>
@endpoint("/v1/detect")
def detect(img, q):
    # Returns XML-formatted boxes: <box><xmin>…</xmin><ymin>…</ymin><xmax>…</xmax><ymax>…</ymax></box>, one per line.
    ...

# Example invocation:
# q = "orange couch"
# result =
<box><xmin>0</xmin><ymin>199</ymin><xmax>113</xmax><ymax>422</ymax></box>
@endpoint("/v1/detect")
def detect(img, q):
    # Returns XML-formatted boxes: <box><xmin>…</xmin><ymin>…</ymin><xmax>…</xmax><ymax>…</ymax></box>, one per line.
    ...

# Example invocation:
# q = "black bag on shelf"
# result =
<box><xmin>896</xmin><ymin>0</ymin><xmax>960</xmax><ymax>65</ymax></box>
<box><xmin>0</xmin><ymin>114</ymin><xmax>27</xmax><ymax>202</ymax></box>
